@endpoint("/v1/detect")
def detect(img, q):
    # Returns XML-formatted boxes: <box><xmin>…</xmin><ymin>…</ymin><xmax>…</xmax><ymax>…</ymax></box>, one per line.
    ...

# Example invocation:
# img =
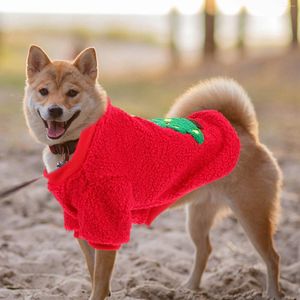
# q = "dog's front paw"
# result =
<box><xmin>181</xmin><ymin>280</ymin><xmax>200</xmax><ymax>291</ymax></box>
<box><xmin>88</xmin><ymin>290</ymin><xmax>111</xmax><ymax>300</ymax></box>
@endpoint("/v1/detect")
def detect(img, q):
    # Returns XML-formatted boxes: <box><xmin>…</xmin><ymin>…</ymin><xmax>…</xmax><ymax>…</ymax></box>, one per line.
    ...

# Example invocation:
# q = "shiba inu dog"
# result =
<box><xmin>23</xmin><ymin>45</ymin><xmax>282</xmax><ymax>300</ymax></box>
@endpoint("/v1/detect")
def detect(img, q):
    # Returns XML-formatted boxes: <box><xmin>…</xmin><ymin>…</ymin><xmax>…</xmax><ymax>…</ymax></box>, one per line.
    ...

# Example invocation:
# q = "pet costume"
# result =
<box><xmin>44</xmin><ymin>98</ymin><xmax>240</xmax><ymax>250</ymax></box>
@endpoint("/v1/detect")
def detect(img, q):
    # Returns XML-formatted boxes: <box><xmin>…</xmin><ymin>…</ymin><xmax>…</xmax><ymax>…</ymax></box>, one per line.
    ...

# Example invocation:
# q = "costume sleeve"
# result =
<box><xmin>76</xmin><ymin>176</ymin><xmax>133</xmax><ymax>249</ymax></box>
<box><xmin>64</xmin><ymin>211</ymin><xmax>79</xmax><ymax>231</ymax></box>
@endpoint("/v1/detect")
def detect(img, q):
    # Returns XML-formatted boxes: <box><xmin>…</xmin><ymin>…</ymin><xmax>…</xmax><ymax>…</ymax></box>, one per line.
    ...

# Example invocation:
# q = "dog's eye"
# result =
<box><xmin>66</xmin><ymin>89</ymin><xmax>79</xmax><ymax>98</ymax></box>
<box><xmin>39</xmin><ymin>88</ymin><xmax>49</xmax><ymax>96</ymax></box>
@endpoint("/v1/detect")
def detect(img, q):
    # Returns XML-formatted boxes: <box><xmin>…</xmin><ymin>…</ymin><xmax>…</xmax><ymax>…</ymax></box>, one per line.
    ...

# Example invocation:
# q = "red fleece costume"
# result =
<box><xmin>44</xmin><ymin>99</ymin><xmax>240</xmax><ymax>250</ymax></box>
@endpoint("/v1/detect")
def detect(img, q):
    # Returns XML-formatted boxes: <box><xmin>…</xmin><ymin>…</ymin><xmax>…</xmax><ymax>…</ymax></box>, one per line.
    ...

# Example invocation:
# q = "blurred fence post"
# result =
<box><xmin>169</xmin><ymin>7</ymin><xmax>180</xmax><ymax>69</ymax></box>
<box><xmin>237</xmin><ymin>7</ymin><xmax>247</xmax><ymax>55</ymax></box>
<box><xmin>290</xmin><ymin>0</ymin><xmax>298</xmax><ymax>47</ymax></box>
<box><xmin>0</xmin><ymin>14</ymin><xmax>2</xmax><ymax>57</ymax></box>
<box><xmin>69</xmin><ymin>28</ymin><xmax>89</xmax><ymax>59</ymax></box>
<box><xmin>204</xmin><ymin>0</ymin><xmax>216</xmax><ymax>58</ymax></box>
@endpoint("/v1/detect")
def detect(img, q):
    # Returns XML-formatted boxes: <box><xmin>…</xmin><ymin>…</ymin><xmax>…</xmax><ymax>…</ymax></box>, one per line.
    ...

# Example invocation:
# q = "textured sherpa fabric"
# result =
<box><xmin>44</xmin><ymin>98</ymin><xmax>240</xmax><ymax>250</ymax></box>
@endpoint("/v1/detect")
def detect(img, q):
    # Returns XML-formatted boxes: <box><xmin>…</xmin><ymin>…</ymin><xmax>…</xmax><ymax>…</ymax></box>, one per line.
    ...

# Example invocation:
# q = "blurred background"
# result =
<box><xmin>0</xmin><ymin>1</ymin><xmax>299</xmax><ymax>299</ymax></box>
<box><xmin>0</xmin><ymin>0</ymin><xmax>299</xmax><ymax>158</ymax></box>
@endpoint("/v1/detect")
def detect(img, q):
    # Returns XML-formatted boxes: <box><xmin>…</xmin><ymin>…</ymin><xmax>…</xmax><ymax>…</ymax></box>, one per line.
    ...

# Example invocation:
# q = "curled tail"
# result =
<box><xmin>166</xmin><ymin>78</ymin><xmax>258</xmax><ymax>139</ymax></box>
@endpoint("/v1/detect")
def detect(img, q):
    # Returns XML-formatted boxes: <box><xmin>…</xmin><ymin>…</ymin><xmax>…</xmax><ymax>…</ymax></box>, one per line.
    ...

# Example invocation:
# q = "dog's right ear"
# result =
<box><xmin>26</xmin><ymin>45</ymin><xmax>51</xmax><ymax>79</ymax></box>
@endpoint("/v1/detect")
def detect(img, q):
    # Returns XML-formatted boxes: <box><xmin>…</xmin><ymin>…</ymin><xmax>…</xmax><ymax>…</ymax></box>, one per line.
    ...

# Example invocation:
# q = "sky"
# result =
<box><xmin>0</xmin><ymin>0</ymin><xmax>289</xmax><ymax>17</ymax></box>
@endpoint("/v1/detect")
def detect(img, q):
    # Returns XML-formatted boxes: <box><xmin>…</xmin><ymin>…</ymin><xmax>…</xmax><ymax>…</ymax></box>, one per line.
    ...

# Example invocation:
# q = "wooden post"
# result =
<box><xmin>237</xmin><ymin>7</ymin><xmax>247</xmax><ymax>55</ymax></box>
<box><xmin>204</xmin><ymin>0</ymin><xmax>216</xmax><ymax>58</ymax></box>
<box><xmin>169</xmin><ymin>7</ymin><xmax>180</xmax><ymax>68</ymax></box>
<box><xmin>0</xmin><ymin>14</ymin><xmax>2</xmax><ymax>57</ymax></box>
<box><xmin>290</xmin><ymin>0</ymin><xmax>298</xmax><ymax>47</ymax></box>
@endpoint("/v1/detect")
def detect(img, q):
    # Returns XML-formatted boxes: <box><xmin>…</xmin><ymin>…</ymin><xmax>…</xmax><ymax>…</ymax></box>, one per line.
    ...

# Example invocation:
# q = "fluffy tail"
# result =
<box><xmin>166</xmin><ymin>78</ymin><xmax>258</xmax><ymax>139</ymax></box>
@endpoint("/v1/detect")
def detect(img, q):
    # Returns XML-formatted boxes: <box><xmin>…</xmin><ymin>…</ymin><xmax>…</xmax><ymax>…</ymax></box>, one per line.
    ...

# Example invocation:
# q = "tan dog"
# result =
<box><xmin>23</xmin><ymin>45</ymin><xmax>282</xmax><ymax>300</ymax></box>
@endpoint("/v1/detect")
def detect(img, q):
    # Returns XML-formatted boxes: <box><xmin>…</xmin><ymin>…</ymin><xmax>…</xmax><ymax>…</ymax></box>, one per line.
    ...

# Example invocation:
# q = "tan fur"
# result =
<box><xmin>167</xmin><ymin>78</ymin><xmax>282</xmax><ymax>298</ymax></box>
<box><xmin>167</xmin><ymin>78</ymin><xmax>258</xmax><ymax>139</ymax></box>
<box><xmin>23</xmin><ymin>47</ymin><xmax>282</xmax><ymax>300</ymax></box>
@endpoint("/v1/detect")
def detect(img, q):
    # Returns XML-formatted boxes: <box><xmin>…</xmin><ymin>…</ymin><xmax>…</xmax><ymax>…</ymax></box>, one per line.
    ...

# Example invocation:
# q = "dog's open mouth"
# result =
<box><xmin>38</xmin><ymin>110</ymin><xmax>81</xmax><ymax>140</ymax></box>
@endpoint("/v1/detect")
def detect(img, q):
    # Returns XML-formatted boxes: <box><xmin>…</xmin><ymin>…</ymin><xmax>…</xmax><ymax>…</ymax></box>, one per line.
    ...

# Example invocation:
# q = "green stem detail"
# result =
<box><xmin>150</xmin><ymin>117</ymin><xmax>204</xmax><ymax>144</ymax></box>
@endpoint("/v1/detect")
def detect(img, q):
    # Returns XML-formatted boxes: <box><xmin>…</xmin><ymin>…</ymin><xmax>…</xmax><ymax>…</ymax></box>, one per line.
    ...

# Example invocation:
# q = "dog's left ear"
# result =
<box><xmin>73</xmin><ymin>48</ymin><xmax>98</xmax><ymax>81</ymax></box>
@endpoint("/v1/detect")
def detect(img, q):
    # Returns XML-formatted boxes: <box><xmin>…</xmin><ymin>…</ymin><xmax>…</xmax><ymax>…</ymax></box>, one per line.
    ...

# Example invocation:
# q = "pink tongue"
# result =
<box><xmin>47</xmin><ymin>121</ymin><xmax>65</xmax><ymax>138</ymax></box>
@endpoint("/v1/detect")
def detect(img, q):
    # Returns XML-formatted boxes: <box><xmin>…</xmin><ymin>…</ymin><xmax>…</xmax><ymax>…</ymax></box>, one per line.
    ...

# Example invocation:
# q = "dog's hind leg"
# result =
<box><xmin>183</xmin><ymin>189</ymin><xmax>227</xmax><ymax>290</ymax></box>
<box><xmin>226</xmin><ymin>149</ymin><xmax>282</xmax><ymax>299</ymax></box>
<box><xmin>227</xmin><ymin>193</ymin><xmax>282</xmax><ymax>299</ymax></box>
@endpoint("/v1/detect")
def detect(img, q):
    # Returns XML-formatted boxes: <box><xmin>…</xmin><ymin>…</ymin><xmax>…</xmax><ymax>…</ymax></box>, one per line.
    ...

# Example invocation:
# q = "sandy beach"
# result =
<box><xmin>0</xmin><ymin>129</ymin><xmax>299</xmax><ymax>300</ymax></box>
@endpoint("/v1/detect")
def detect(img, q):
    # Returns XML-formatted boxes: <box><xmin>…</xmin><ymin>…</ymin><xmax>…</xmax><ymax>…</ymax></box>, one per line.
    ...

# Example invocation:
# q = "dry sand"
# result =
<box><xmin>0</xmin><ymin>140</ymin><xmax>299</xmax><ymax>300</ymax></box>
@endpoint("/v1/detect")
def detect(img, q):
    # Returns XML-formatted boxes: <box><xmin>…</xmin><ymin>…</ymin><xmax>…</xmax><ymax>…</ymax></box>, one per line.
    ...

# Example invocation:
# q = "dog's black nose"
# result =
<box><xmin>48</xmin><ymin>105</ymin><xmax>63</xmax><ymax>118</ymax></box>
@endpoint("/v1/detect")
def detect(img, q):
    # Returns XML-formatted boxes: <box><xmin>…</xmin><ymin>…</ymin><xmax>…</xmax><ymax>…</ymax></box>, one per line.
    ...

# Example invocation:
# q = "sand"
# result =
<box><xmin>0</xmin><ymin>140</ymin><xmax>299</xmax><ymax>300</ymax></box>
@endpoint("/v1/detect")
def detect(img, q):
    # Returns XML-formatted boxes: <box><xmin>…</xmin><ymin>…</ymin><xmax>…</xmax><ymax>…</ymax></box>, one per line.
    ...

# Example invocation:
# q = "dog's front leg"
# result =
<box><xmin>89</xmin><ymin>250</ymin><xmax>116</xmax><ymax>300</ymax></box>
<box><xmin>77</xmin><ymin>239</ymin><xmax>95</xmax><ymax>280</ymax></box>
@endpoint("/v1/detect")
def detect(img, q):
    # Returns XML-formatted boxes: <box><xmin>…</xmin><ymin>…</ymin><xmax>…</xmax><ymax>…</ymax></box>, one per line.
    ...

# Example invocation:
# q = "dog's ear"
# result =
<box><xmin>73</xmin><ymin>48</ymin><xmax>98</xmax><ymax>81</ymax></box>
<box><xmin>27</xmin><ymin>45</ymin><xmax>51</xmax><ymax>79</ymax></box>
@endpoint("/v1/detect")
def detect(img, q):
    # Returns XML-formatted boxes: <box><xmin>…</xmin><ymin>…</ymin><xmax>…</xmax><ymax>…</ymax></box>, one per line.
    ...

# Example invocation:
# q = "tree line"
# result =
<box><xmin>169</xmin><ymin>0</ymin><xmax>299</xmax><ymax>66</ymax></box>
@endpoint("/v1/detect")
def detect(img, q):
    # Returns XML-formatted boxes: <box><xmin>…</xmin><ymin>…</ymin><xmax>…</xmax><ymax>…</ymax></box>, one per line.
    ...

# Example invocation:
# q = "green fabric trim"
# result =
<box><xmin>150</xmin><ymin>117</ymin><xmax>204</xmax><ymax>144</ymax></box>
